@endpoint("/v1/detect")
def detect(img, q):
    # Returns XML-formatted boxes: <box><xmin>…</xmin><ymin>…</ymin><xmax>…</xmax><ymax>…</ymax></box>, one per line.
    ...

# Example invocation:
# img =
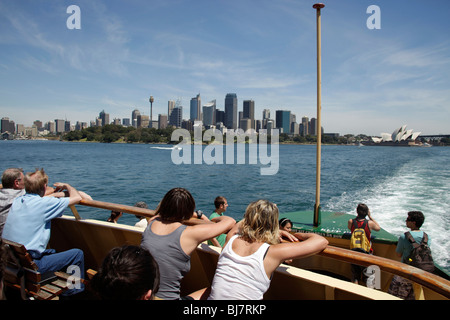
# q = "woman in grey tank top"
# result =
<box><xmin>141</xmin><ymin>188</ymin><xmax>236</xmax><ymax>300</ymax></box>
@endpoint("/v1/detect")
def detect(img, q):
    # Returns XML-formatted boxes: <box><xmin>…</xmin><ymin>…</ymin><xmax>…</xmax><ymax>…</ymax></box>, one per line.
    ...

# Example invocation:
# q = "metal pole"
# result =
<box><xmin>313</xmin><ymin>3</ymin><xmax>324</xmax><ymax>227</ymax></box>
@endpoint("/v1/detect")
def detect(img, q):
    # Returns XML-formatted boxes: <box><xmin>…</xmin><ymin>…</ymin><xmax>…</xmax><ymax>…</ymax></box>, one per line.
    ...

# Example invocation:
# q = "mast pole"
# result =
<box><xmin>313</xmin><ymin>3</ymin><xmax>324</xmax><ymax>227</ymax></box>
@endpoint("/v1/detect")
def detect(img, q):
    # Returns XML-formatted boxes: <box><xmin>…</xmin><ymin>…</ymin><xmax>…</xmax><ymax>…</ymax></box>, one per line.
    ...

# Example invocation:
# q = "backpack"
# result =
<box><xmin>350</xmin><ymin>220</ymin><xmax>371</xmax><ymax>253</ymax></box>
<box><xmin>405</xmin><ymin>231</ymin><xmax>435</xmax><ymax>273</ymax></box>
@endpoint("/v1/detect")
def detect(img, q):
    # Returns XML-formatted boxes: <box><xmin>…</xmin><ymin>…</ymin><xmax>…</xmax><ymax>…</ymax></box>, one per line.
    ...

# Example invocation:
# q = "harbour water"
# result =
<box><xmin>0</xmin><ymin>140</ymin><xmax>448</xmax><ymax>271</ymax></box>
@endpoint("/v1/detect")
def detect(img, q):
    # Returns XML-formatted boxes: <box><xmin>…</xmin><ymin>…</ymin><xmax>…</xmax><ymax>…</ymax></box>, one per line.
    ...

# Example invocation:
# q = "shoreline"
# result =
<box><xmin>4</xmin><ymin>138</ymin><xmax>448</xmax><ymax>147</ymax></box>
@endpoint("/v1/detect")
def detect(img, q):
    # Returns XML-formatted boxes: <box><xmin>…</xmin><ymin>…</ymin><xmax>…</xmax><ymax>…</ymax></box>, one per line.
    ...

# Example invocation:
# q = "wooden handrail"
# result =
<box><xmin>74</xmin><ymin>198</ymin><xmax>209</xmax><ymax>226</ymax></box>
<box><xmin>319</xmin><ymin>245</ymin><xmax>450</xmax><ymax>299</ymax></box>
<box><xmin>77</xmin><ymin>198</ymin><xmax>156</xmax><ymax>217</ymax></box>
<box><xmin>73</xmin><ymin>198</ymin><xmax>450</xmax><ymax>298</ymax></box>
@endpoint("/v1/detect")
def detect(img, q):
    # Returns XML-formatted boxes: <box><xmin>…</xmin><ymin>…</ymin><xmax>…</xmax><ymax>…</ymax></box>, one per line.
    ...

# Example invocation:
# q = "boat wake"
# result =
<box><xmin>150</xmin><ymin>146</ymin><xmax>181</xmax><ymax>150</ymax></box>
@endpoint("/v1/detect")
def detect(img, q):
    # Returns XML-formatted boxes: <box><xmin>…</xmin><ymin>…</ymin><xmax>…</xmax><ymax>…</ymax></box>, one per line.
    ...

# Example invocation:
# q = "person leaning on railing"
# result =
<box><xmin>2</xmin><ymin>168</ymin><xmax>85</xmax><ymax>297</ymax></box>
<box><xmin>141</xmin><ymin>187</ymin><xmax>236</xmax><ymax>300</ymax></box>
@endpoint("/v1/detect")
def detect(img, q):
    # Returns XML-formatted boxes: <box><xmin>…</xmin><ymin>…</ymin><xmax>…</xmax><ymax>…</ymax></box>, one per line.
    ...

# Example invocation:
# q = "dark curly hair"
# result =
<box><xmin>407</xmin><ymin>211</ymin><xmax>425</xmax><ymax>228</ymax></box>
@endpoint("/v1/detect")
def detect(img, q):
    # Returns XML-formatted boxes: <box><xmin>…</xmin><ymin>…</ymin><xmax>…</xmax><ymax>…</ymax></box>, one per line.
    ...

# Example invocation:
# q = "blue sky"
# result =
<box><xmin>0</xmin><ymin>0</ymin><xmax>449</xmax><ymax>135</ymax></box>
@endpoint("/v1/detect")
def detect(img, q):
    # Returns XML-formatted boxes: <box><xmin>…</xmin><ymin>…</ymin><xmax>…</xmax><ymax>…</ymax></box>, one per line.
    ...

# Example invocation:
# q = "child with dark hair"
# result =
<box><xmin>91</xmin><ymin>245</ymin><xmax>159</xmax><ymax>300</ymax></box>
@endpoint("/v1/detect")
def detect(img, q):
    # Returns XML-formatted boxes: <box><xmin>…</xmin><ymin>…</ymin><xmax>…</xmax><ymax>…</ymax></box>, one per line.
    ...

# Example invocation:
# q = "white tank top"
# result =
<box><xmin>208</xmin><ymin>235</ymin><xmax>271</xmax><ymax>300</ymax></box>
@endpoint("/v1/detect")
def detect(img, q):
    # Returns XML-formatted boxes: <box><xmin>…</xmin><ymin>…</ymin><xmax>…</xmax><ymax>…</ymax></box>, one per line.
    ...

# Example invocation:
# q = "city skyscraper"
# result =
<box><xmin>301</xmin><ymin>116</ymin><xmax>309</xmax><ymax>136</ymax></box>
<box><xmin>1</xmin><ymin>117</ymin><xmax>15</xmax><ymax>134</ymax></box>
<box><xmin>225</xmin><ymin>93</ymin><xmax>237</xmax><ymax>130</ymax></box>
<box><xmin>310</xmin><ymin>117</ymin><xmax>317</xmax><ymax>136</ymax></box>
<box><xmin>262</xmin><ymin>109</ymin><xmax>270</xmax><ymax>129</ymax></box>
<box><xmin>190</xmin><ymin>94</ymin><xmax>201</xmax><ymax>122</ymax></box>
<box><xmin>216</xmin><ymin>109</ymin><xmax>225</xmax><ymax>124</ymax></box>
<box><xmin>137</xmin><ymin>114</ymin><xmax>149</xmax><ymax>128</ymax></box>
<box><xmin>168</xmin><ymin>100</ymin><xmax>175</xmax><ymax>121</ymax></box>
<box><xmin>55</xmin><ymin>119</ymin><xmax>65</xmax><ymax>133</ymax></box>
<box><xmin>243</xmin><ymin>100</ymin><xmax>255</xmax><ymax>129</ymax></box>
<box><xmin>158</xmin><ymin>114</ymin><xmax>168</xmax><ymax>129</ymax></box>
<box><xmin>202</xmin><ymin>100</ymin><xmax>216</xmax><ymax>127</ymax></box>
<box><xmin>132</xmin><ymin>109</ymin><xmax>140</xmax><ymax>128</ymax></box>
<box><xmin>276</xmin><ymin>110</ymin><xmax>291</xmax><ymax>134</ymax></box>
<box><xmin>169</xmin><ymin>106</ymin><xmax>183</xmax><ymax>128</ymax></box>
<box><xmin>99</xmin><ymin>110</ymin><xmax>110</xmax><ymax>127</ymax></box>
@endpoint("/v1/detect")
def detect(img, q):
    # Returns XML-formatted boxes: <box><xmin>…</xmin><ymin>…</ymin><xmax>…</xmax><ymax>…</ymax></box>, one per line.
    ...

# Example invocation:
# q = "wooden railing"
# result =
<box><xmin>72</xmin><ymin>198</ymin><xmax>450</xmax><ymax>299</ymax></box>
<box><xmin>320</xmin><ymin>245</ymin><xmax>450</xmax><ymax>299</ymax></box>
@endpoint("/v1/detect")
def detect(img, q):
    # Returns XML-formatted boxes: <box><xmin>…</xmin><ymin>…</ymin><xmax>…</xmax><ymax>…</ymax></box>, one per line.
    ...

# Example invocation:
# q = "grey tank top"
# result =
<box><xmin>141</xmin><ymin>220</ymin><xmax>191</xmax><ymax>300</ymax></box>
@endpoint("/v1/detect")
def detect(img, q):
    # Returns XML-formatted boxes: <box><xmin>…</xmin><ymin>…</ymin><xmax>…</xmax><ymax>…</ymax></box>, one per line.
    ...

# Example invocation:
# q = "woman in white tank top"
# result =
<box><xmin>208</xmin><ymin>200</ymin><xmax>328</xmax><ymax>300</ymax></box>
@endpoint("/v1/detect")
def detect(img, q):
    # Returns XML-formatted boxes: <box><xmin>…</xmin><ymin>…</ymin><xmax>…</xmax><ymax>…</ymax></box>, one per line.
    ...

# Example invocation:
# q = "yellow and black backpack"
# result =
<box><xmin>350</xmin><ymin>220</ymin><xmax>371</xmax><ymax>253</ymax></box>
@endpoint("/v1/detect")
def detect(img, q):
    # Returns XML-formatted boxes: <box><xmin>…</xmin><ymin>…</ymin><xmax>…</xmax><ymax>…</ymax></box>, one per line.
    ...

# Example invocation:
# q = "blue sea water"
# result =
<box><xmin>0</xmin><ymin>140</ymin><xmax>449</xmax><ymax>271</ymax></box>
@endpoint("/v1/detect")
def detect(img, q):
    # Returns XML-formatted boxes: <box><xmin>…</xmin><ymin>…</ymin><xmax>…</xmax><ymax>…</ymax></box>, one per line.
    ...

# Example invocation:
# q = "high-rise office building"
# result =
<box><xmin>47</xmin><ymin>121</ymin><xmax>56</xmax><ymax>133</ymax></box>
<box><xmin>215</xmin><ymin>109</ymin><xmax>225</xmax><ymax>125</ymax></box>
<box><xmin>262</xmin><ymin>109</ymin><xmax>270</xmax><ymax>129</ymax></box>
<box><xmin>132</xmin><ymin>109</ymin><xmax>140</xmax><ymax>128</ymax></box>
<box><xmin>55</xmin><ymin>119</ymin><xmax>65</xmax><ymax>133</ymax></box>
<box><xmin>276</xmin><ymin>110</ymin><xmax>291</xmax><ymax>134</ymax></box>
<box><xmin>310</xmin><ymin>117</ymin><xmax>317</xmax><ymax>136</ymax></box>
<box><xmin>122</xmin><ymin>118</ymin><xmax>131</xmax><ymax>126</ymax></box>
<box><xmin>169</xmin><ymin>106</ymin><xmax>183</xmax><ymax>128</ymax></box>
<box><xmin>99</xmin><ymin>110</ymin><xmax>110</xmax><ymax>127</ymax></box>
<box><xmin>202</xmin><ymin>100</ymin><xmax>216</xmax><ymax>127</ymax></box>
<box><xmin>240</xmin><ymin>118</ymin><xmax>252</xmax><ymax>132</ymax></box>
<box><xmin>243</xmin><ymin>100</ymin><xmax>255</xmax><ymax>129</ymax></box>
<box><xmin>301</xmin><ymin>116</ymin><xmax>309</xmax><ymax>136</ymax></box>
<box><xmin>33</xmin><ymin>120</ymin><xmax>43</xmax><ymax>129</ymax></box>
<box><xmin>158</xmin><ymin>114</ymin><xmax>168</xmax><ymax>129</ymax></box>
<box><xmin>168</xmin><ymin>100</ymin><xmax>175</xmax><ymax>121</ymax></box>
<box><xmin>225</xmin><ymin>93</ymin><xmax>237</xmax><ymax>130</ymax></box>
<box><xmin>65</xmin><ymin>120</ymin><xmax>71</xmax><ymax>132</ymax></box>
<box><xmin>137</xmin><ymin>115</ymin><xmax>149</xmax><ymax>128</ymax></box>
<box><xmin>1</xmin><ymin>117</ymin><xmax>15</xmax><ymax>133</ymax></box>
<box><xmin>190</xmin><ymin>94</ymin><xmax>201</xmax><ymax>122</ymax></box>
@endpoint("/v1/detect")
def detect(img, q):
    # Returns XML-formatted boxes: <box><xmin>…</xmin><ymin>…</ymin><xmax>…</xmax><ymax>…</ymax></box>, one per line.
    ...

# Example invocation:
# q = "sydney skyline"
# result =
<box><xmin>0</xmin><ymin>0</ymin><xmax>449</xmax><ymax>136</ymax></box>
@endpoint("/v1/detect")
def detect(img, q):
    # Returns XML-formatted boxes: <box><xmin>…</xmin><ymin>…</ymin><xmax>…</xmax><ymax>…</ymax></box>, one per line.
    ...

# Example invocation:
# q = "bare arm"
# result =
<box><xmin>264</xmin><ymin>233</ymin><xmax>328</xmax><ymax>276</ymax></box>
<box><xmin>223</xmin><ymin>220</ymin><xmax>242</xmax><ymax>247</ymax></box>
<box><xmin>367</xmin><ymin>210</ymin><xmax>381</xmax><ymax>231</ymax></box>
<box><xmin>347</xmin><ymin>219</ymin><xmax>353</xmax><ymax>231</ymax></box>
<box><xmin>181</xmin><ymin>216</ymin><xmax>236</xmax><ymax>255</ymax></box>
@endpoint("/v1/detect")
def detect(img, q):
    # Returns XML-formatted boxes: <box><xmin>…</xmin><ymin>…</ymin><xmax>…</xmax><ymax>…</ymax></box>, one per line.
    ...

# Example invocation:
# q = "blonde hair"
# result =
<box><xmin>239</xmin><ymin>200</ymin><xmax>280</xmax><ymax>245</ymax></box>
<box><xmin>24</xmin><ymin>168</ymin><xmax>48</xmax><ymax>196</ymax></box>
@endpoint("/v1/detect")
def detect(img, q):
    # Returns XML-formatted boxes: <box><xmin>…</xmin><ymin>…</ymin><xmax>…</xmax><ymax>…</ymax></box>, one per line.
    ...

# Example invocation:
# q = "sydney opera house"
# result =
<box><xmin>362</xmin><ymin>125</ymin><xmax>426</xmax><ymax>146</ymax></box>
